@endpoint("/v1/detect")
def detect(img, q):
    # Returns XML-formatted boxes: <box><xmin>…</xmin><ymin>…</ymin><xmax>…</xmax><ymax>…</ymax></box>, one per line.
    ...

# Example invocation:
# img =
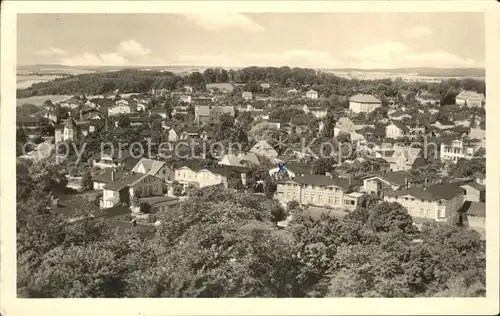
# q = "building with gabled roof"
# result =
<box><xmin>349</xmin><ymin>94</ymin><xmax>382</xmax><ymax>113</ymax></box>
<box><xmin>384</xmin><ymin>183</ymin><xmax>465</xmax><ymax>223</ymax></box>
<box><xmin>275</xmin><ymin>174</ymin><xmax>363</xmax><ymax>211</ymax></box>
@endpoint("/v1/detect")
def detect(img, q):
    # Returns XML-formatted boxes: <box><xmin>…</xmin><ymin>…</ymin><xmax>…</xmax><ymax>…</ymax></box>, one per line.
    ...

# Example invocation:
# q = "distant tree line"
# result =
<box><xmin>17</xmin><ymin>67</ymin><xmax>485</xmax><ymax>101</ymax></box>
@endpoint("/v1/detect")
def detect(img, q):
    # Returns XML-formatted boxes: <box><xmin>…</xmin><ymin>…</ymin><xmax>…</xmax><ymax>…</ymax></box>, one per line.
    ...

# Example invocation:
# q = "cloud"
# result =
<box><xmin>34</xmin><ymin>46</ymin><xmax>68</xmax><ymax>56</ymax></box>
<box><xmin>117</xmin><ymin>40</ymin><xmax>151</xmax><ymax>57</ymax></box>
<box><xmin>346</xmin><ymin>41</ymin><xmax>482</xmax><ymax>68</ymax></box>
<box><xmin>348</xmin><ymin>41</ymin><xmax>409</xmax><ymax>63</ymax></box>
<box><xmin>404</xmin><ymin>26</ymin><xmax>432</xmax><ymax>38</ymax></box>
<box><xmin>179</xmin><ymin>12</ymin><xmax>264</xmax><ymax>32</ymax></box>
<box><xmin>60</xmin><ymin>40</ymin><xmax>163</xmax><ymax>66</ymax></box>
<box><xmin>176</xmin><ymin>49</ymin><xmax>343</xmax><ymax>68</ymax></box>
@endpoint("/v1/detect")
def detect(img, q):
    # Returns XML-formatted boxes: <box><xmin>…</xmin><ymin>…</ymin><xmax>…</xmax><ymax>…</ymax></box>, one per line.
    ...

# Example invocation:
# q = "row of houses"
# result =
<box><xmin>273</xmin><ymin>167</ymin><xmax>485</xmax><ymax>231</ymax></box>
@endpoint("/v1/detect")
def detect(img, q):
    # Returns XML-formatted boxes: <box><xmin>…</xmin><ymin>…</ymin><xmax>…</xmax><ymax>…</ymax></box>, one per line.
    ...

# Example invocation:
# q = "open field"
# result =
<box><xmin>16</xmin><ymin>94</ymin><xmax>73</xmax><ymax>107</ymax></box>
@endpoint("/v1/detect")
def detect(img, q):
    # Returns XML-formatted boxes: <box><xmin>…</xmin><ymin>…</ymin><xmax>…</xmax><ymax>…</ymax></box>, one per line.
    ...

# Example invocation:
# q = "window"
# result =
<box><xmin>425</xmin><ymin>209</ymin><xmax>430</xmax><ymax>217</ymax></box>
<box><xmin>420</xmin><ymin>208</ymin><xmax>424</xmax><ymax>216</ymax></box>
<box><xmin>318</xmin><ymin>193</ymin><xmax>323</xmax><ymax>202</ymax></box>
<box><xmin>287</xmin><ymin>192</ymin><xmax>292</xmax><ymax>199</ymax></box>
<box><xmin>154</xmin><ymin>184</ymin><xmax>158</xmax><ymax>192</ymax></box>
<box><xmin>411</xmin><ymin>198</ymin><xmax>415</xmax><ymax>201</ymax></box>
<box><xmin>335</xmin><ymin>197</ymin><xmax>339</xmax><ymax>205</ymax></box>
<box><xmin>329</xmin><ymin>196</ymin><xmax>333</xmax><ymax>204</ymax></box>
<box><xmin>293</xmin><ymin>193</ymin><xmax>298</xmax><ymax>200</ymax></box>
<box><xmin>304</xmin><ymin>193</ymin><xmax>308</xmax><ymax>201</ymax></box>
<box><xmin>311</xmin><ymin>193</ymin><xmax>315</xmax><ymax>201</ymax></box>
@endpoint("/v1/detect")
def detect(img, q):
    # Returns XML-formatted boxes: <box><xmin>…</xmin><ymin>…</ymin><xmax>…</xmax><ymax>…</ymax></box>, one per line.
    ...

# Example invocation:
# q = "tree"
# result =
<box><xmin>81</xmin><ymin>169</ymin><xmax>93</xmax><ymax>191</ymax></box>
<box><xmin>322</xmin><ymin>113</ymin><xmax>336</xmax><ymax>138</ymax></box>
<box><xmin>366</xmin><ymin>202</ymin><xmax>415</xmax><ymax>234</ymax></box>
<box><xmin>263</xmin><ymin>176</ymin><xmax>277</xmax><ymax>198</ymax></box>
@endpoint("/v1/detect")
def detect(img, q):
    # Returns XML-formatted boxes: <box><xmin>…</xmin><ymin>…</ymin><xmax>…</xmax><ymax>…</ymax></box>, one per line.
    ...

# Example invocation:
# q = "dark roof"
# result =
<box><xmin>280</xmin><ymin>175</ymin><xmax>353</xmax><ymax>189</ymax></box>
<box><xmin>122</xmin><ymin>156</ymin><xmax>141</xmax><ymax>171</ymax></box>
<box><xmin>368</xmin><ymin>171</ymin><xmax>415</xmax><ymax>186</ymax></box>
<box><xmin>285</xmin><ymin>163</ymin><xmax>314</xmax><ymax>175</ymax></box>
<box><xmin>459</xmin><ymin>201</ymin><xmax>485</xmax><ymax>217</ymax></box>
<box><xmin>385</xmin><ymin>183</ymin><xmax>465</xmax><ymax>201</ymax></box>
<box><xmin>92</xmin><ymin>169</ymin><xmax>128</xmax><ymax>183</ymax></box>
<box><xmin>103</xmin><ymin>172</ymin><xmax>148</xmax><ymax>191</ymax></box>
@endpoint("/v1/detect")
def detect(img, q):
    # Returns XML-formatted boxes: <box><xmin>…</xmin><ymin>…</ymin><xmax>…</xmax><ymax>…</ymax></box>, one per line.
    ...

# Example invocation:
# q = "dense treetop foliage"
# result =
<box><xmin>17</xmin><ymin>160</ymin><xmax>485</xmax><ymax>298</ymax></box>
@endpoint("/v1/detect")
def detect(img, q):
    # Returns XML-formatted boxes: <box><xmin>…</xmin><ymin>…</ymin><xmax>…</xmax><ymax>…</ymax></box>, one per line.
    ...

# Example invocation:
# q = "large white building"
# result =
<box><xmin>349</xmin><ymin>94</ymin><xmax>382</xmax><ymax>113</ymax></box>
<box><xmin>440</xmin><ymin>138</ymin><xmax>483</xmax><ymax>164</ymax></box>
<box><xmin>383</xmin><ymin>183</ymin><xmax>465</xmax><ymax>224</ymax></box>
<box><xmin>455</xmin><ymin>90</ymin><xmax>485</xmax><ymax>108</ymax></box>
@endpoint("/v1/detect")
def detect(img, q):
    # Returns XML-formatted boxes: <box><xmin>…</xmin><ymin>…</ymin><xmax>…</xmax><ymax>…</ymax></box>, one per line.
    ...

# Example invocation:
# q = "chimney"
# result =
<box><xmin>424</xmin><ymin>178</ymin><xmax>428</xmax><ymax>190</ymax></box>
<box><xmin>111</xmin><ymin>170</ymin><xmax>115</xmax><ymax>182</ymax></box>
<box><xmin>67</xmin><ymin>111</ymin><xmax>71</xmax><ymax>117</ymax></box>
<box><xmin>325</xmin><ymin>171</ymin><xmax>332</xmax><ymax>177</ymax></box>
<box><xmin>79</xmin><ymin>110</ymin><xmax>83</xmax><ymax>121</ymax></box>
<box><xmin>404</xmin><ymin>177</ymin><xmax>409</xmax><ymax>189</ymax></box>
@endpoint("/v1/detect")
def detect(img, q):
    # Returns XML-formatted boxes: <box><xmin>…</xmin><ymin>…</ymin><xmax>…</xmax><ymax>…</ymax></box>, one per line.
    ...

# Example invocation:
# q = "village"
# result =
<box><xmin>16</xmin><ymin>75</ymin><xmax>487</xmax><ymax>240</ymax></box>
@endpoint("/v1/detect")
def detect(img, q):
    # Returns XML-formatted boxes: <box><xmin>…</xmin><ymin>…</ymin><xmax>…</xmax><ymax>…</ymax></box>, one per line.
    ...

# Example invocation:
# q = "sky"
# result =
<box><xmin>17</xmin><ymin>13</ymin><xmax>485</xmax><ymax>69</ymax></box>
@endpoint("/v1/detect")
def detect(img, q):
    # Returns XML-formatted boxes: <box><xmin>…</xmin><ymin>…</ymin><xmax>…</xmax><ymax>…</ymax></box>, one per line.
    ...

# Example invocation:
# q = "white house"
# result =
<box><xmin>383</xmin><ymin>183</ymin><xmax>465</xmax><ymax>224</ymax></box>
<box><xmin>455</xmin><ymin>90</ymin><xmax>485</xmax><ymax>108</ymax></box>
<box><xmin>385</xmin><ymin>122</ymin><xmax>408</xmax><ymax>139</ymax></box>
<box><xmin>108</xmin><ymin>104</ymin><xmax>131</xmax><ymax>116</ymax></box>
<box><xmin>306</xmin><ymin>89</ymin><xmax>319</xmax><ymax>100</ymax></box>
<box><xmin>440</xmin><ymin>139</ymin><xmax>483</xmax><ymax>164</ymax></box>
<box><xmin>249</xmin><ymin>140</ymin><xmax>279</xmax><ymax>162</ymax></box>
<box><xmin>242</xmin><ymin>92</ymin><xmax>253</xmax><ymax>100</ymax></box>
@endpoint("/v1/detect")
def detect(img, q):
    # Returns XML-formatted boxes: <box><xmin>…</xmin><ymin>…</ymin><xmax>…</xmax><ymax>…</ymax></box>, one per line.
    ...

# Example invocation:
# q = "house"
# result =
<box><xmin>164</xmin><ymin>127</ymin><xmax>179</xmax><ymax>142</ymax></box>
<box><xmin>267</xmin><ymin>120</ymin><xmax>281</xmax><ymax>129</ymax></box>
<box><xmin>260</xmin><ymin>82</ymin><xmax>271</xmax><ymax>90</ymax></box>
<box><xmin>108</xmin><ymin>104</ymin><xmax>131</xmax><ymax>116</ymax></box>
<box><xmin>407</xmin><ymin>122</ymin><xmax>426</xmax><ymax>138</ymax></box>
<box><xmin>275</xmin><ymin>175</ymin><xmax>362</xmax><ymax>211</ymax></box>
<box><xmin>179</xmin><ymin>126</ymin><xmax>210</xmax><ymax>141</ymax></box>
<box><xmin>383</xmin><ymin>183</ymin><xmax>465</xmax><ymax>224</ymax></box>
<box><xmin>385</xmin><ymin>122</ymin><xmax>408</xmax><ymax>139</ymax></box>
<box><xmin>389</xmin><ymin>110</ymin><xmax>411</xmax><ymax>121</ymax></box>
<box><xmin>250</xmin><ymin>110</ymin><xmax>270</xmax><ymax>121</ymax></box>
<box><xmin>206</xmin><ymin>83</ymin><xmax>234</xmax><ymax>93</ymax></box>
<box><xmin>92</xmin><ymin>169</ymin><xmax>128</xmax><ymax>190</ymax></box>
<box><xmin>306</xmin><ymin>89</ymin><xmax>319</xmax><ymax>100</ymax></box>
<box><xmin>440</xmin><ymin>138</ymin><xmax>483</xmax><ymax>164</ymax></box>
<box><xmin>379</xmin><ymin>147</ymin><xmax>426</xmax><ymax>172</ymax></box>
<box><xmin>309</xmin><ymin>106</ymin><xmax>328</xmax><ymax>119</ymax></box>
<box><xmin>115</xmin><ymin>99</ymin><xmax>129</xmax><ymax>106</ymax></box>
<box><xmin>54</xmin><ymin>118</ymin><xmax>84</xmax><ymax>143</ymax></box>
<box><xmin>455</xmin><ymin>90</ymin><xmax>485</xmax><ymax>108</ymax></box>
<box><xmin>432</xmin><ymin>120</ymin><xmax>455</xmax><ymax>130</ymax></box>
<box><xmin>129</xmin><ymin>116</ymin><xmax>151</xmax><ymax>127</ymax></box>
<box><xmin>242</xmin><ymin>91</ymin><xmax>253</xmax><ymax>100</ymax></box>
<box><xmin>458</xmin><ymin>201</ymin><xmax>485</xmax><ymax>239</ymax></box>
<box><xmin>131</xmin><ymin>158</ymin><xmax>172</xmax><ymax>182</ymax></box>
<box><xmin>100</xmin><ymin>172</ymin><xmax>164</xmax><ymax>209</ymax></box>
<box><xmin>460</xmin><ymin>182</ymin><xmax>486</xmax><ymax>202</ymax></box>
<box><xmin>268</xmin><ymin>163</ymin><xmax>314</xmax><ymax>179</ymax></box>
<box><xmin>361</xmin><ymin>171</ymin><xmax>416</xmax><ymax>197</ymax></box>
<box><xmin>173</xmin><ymin>161</ymin><xmax>247</xmax><ymax>189</ymax></box>
<box><xmin>184</xmin><ymin>85</ymin><xmax>193</xmax><ymax>94</ymax></box>
<box><xmin>349</xmin><ymin>94</ymin><xmax>382</xmax><ymax>113</ymax></box>
<box><xmin>218</xmin><ymin>152</ymin><xmax>260</xmax><ymax>168</ymax></box>
<box><xmin>92</xmin><ymin>149</ymin><xmax>139</xmax><ymax>170</ymax></box>
<box><xmin>249</xmin><ymin>140</ymin><xmax>279</xmax><ymax>162</ymax></box>
<box><xmin>415</xmin><ymin>91</ymin><xmax>439</xmax><ymax>105</ymax></box>
<box><xmin>334</xmin><ymin>117</ymin><xmax>356</xmax><ymax>135</ymax></box>
<box><xmin>195</xmin><ymin>104</ymin><xmax>235</xmax><ymax>124</ymax></box>
<box><xmin>133</xmin><ymin>196</ymin><xmax>179</xmax><ymax>214</ymax></box>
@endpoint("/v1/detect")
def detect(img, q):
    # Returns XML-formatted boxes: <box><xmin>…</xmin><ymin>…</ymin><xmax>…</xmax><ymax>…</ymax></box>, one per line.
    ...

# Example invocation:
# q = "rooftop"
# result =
<box><xmin>385</xmin><ymin>183</ymin><xmax>465</xmax><ymax>201</ymax></box>
<box><xmin>349</xmin><ymin>94</ymin><xmax>381</xmax><ymax>103</ymax></box>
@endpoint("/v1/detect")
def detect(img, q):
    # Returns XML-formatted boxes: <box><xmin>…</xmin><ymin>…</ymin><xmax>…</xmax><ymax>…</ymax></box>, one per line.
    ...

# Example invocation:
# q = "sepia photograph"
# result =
<box><xmin>1</xmin><ymin>1</ymin><xmax>499</xmax><ymax>315</ymax></box>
